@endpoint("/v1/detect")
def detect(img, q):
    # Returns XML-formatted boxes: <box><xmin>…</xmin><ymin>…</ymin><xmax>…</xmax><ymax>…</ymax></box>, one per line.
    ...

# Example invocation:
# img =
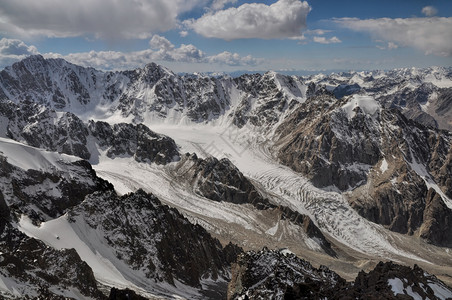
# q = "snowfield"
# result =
<box><xmin>0</xmin><ymin>137</ymin><xmax>79</xmax><ymax>172</ymax></box>
<box><xmin>92</xmin><ymin>123</ymin><xmax>443</xmax><ymax>265</ymax></box>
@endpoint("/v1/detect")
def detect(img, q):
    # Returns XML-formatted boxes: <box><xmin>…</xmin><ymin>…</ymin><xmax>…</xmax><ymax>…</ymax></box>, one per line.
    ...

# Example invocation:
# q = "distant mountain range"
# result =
<box><xmin>0</xmin><ymin>55</ymin><xmax>451</xmax><ymax>299</ymax></box>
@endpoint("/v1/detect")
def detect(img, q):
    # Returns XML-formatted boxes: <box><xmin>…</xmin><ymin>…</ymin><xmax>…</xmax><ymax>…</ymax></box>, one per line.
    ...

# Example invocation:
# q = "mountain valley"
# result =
<box><xmin>0</xmin><ymin>55</ymin><xmax>452</xmax><ymax>299</ymax></box>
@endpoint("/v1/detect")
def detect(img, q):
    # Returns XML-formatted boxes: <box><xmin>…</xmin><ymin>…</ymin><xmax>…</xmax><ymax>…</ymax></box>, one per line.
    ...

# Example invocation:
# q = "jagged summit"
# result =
<box><xmin>0</xmin><ymin>56</ymin><xmax>452</xmax><ymax>299</ymax></box>
<box><xmin>1</xmin><ymin>56</ymin><xmax>451</xmax><ymax>128</ymax></box>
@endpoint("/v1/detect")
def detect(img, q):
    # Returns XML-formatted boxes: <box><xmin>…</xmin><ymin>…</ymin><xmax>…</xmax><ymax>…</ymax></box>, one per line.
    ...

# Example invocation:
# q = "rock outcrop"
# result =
<box><xmin>175</xmin><ymin>153</ymin><xmax>268</xmax><ymax>207</ymax></box>
<box><xmin>275</xmin><ymin>94</ymin><xmax>381</xmax><ymax>191</ymax></box>
<box><xmin>0</xmin><ymin>100</ymin><xmax>180</xmax><ymax>164</ymax></box>
<box><xmin>108</xmin><ymin>288</ymin><xmax>148</xmax><ymax>300</ymax></box>
<box><xmin>69</xmin><ymin>189</ymin><xmax>242</xmax><ymax>288</ymax></box>
<box><xmin>0</xmin><ymin>151</ymin><xmax>112</xmax><ymax>222</ymax></box>
<box><xmin>88</xmin><ymin>121</ymin><xmax>180</xmax><ymax>164</ymax></box>
<box><xmin>275</xmin><ymin>93</ymin><xmax>452</xmax><ymax>247</ymax></box>
<box><xmin>0</xmin><ymin>200</ymin><xmax>105</xmax><ymax>299</ymax></box>
<box><xmin>227</xmin><ymin>248</ymin><xmax>452</xmax><ymax>300</ymax></box>
<box><xmin>174</xmin><ymin>153</ymin><xmax>336</xmax><ymax>256</ymax></box>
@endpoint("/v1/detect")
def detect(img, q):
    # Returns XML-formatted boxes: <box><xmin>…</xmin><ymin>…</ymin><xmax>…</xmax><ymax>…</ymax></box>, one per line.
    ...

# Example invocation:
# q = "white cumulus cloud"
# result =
<box><xmin>304</xmin><ymin>29</ymin><xmax>331</xmax><ymax>36</ymax></box>
<box><xmin>208</xmin><ymin>51</ymin><xmax>260</xmax><ymax>66</ymax></box>
<box><xmin>335</xmin><ymin>17</ymin><xmax>452</xmax><ymax>56</ymax></box>
<box><xmin>0</xmin><ymin>38</ymin><xmax>38</xmax><ymax>56</ymax></box>
<box><xmin>189</xmin><ymin>0</ymin><xmax>311</xmax><ymax>40</ymax></box>
<box><xmin>0</xmin><ymin>38</ymin><xmax>39</xmax><ymax>68</ymax></box>
<box><xmin>44</xmin><ymin>35</ymin><xmax>260</xmax><ymax>70</ymax></box>
<box><xmin>421</xmin><ymin>6</ymin><xmax>438</xmax><ymax>17</ymax></box>
<box><xmin>313</xmin><ymin>36</ymin><xmax>341</xmax><ymax>44</ymax></box>
<box><xmin>0</xmin><ymin>36</ymin><xmax>261</xmax><ymax>71</ymax></box>
<box><xmin>150</xmin><ymin>35</ymin><xmax>175</xmax><ymax>52</ymax></box>
<box><xmin>0</xmin><ymin>0</ymin><xmax>204</xmax><ymax>39</ymax></box>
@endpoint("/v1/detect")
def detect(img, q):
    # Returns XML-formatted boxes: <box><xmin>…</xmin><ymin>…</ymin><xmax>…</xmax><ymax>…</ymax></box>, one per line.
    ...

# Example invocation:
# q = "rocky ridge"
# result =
<box><xmin>0</xmin><ymin>55</ymin><xmax>315</xmax><ymax>129</ymax></box>
<box><xmin>274</xmin><ymin>93</ymin><xmax>452</xmax><ymax>246</ymax></box>
<box><xmin>68</xmin><ymin>189</ymin><xmax>242</xmax><ymax>289</ymax></box>
<box><xmin>308</xmin><ymin>66</ymin><xmax>452</xmax><ymax>130</ymax></box>
<box><xmin>0</xmin><ymin>100</ymin><xmax>180</xmax><ymax>164</ymax></box>
<box><xmin>0</xmin><ymin>191</ymin><xmax>105</xmax><ymax>299</ymax></box>
<box><xmin>0</xmin><ymin>141</ymin><xmax>112</xmax><ymax>222</ymax></box>
<box><xmin>0</xmin><ymin>56</ymin><xmax>451</xmax><ymax>131</ymax></box>
<box><xmin>227</xmin><ymin>248</ymin><xmax>452</xmax><ymax>300</ymax></box>
<box><xmin>0</xmin><ymin>138</ymin><xmax>242</xmax><ymax>299</ymax></box>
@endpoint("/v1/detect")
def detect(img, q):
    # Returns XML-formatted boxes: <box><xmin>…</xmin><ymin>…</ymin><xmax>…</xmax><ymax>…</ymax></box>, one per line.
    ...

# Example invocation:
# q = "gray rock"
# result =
<box><xmin>70</xmin><ymin>189</ymin><xmax>242</xmax><ymax>288</ymax></box>
<box><xmin>228</xmin><ymin>249</ymin><xmax>452</xmax><ymax>300</ymax></box>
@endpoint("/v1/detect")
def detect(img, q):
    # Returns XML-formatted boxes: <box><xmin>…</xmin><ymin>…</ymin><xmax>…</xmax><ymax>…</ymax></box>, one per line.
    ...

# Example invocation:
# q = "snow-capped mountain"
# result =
<box><xmin>274</xmin><ymin>93</ymin><xmax>452</xmax><ymax>246</ymax></box>
<box><xmin>0</xmin><ymin>100</ymin><xmax>180</xmax><ymax>163</ymax></box>
<box><xmin>0</xmin><ymin>55</ymin><xmax>313</xmax><ymax>127</ymax></box>
<box><xmin>1</xmin><ymin>56</ymin><xmax>452</xmax><ymax>299</ymax></box>
<box><xmin>0</xmin><ymin>137</ymin><xmax>241</xmax><ymax>299</ymax></box>
<box><xmin>305</xmin><ymin>66</ymin><xmax>452</xmax><ymax>130</ymax></box>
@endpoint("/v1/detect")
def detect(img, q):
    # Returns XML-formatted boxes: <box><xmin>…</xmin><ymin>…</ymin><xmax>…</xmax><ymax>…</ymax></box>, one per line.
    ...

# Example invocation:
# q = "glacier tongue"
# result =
<box><xmin>94</xmin><ymin>123</ymin><xmax>425</xmax><ymax>261</ymax></box>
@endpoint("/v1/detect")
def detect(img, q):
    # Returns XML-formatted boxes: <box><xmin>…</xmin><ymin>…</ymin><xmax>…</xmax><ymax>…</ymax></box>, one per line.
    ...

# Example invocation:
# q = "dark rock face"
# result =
<box><xmin>0</xmin><ymin>152</ymin><xmax>113</xmax><ymax>222</ymax></box>
<box><xmin>0</xmin><ymin>55</ymin><xmax>96</xmax><ymax>109</ymax></box>
<box><xmin>116</xmin><ymin>65</ymin><xmax>232</xmax><ymax>123</ymax></box>
<box><xmin>351</xmin><ymin>261</ymin><xmax>452</xmax><ymax>300</ymax></box>
<box><xmin>349</xmin><ymin>169</ymin><xmax>427</xmax><ymax>235</ymax></box>
<box><xmin>231</xmin><ymin>72</ymin><xmax>293</xmax><ymax>128</ymax></box>
<box><xmin>0</xmin><ymin>222</ymin><xmax>105</xmax><ymax>299</ymax></box>
<box><xmin>378</xmin><ymin>83</ymin><xmax>439</xmax><ymax>126</ymax></box>
<box><xmin>228</xmin><ymin>249</ymin><xmax>452</xmax><ymax>300</ymax></box>
<box><xmin>346</xmin><ymin>111</ymin><xmax>452</xmax><ymax>243</ymax></box>
<box><xmin>227</xmin><ymin>248</ymin><xmax>347</xmax><ymax>300</ymax></box>
<box><xmin>175</xmin><ymin>154</ymin><xmax>267</xmax><ymax>207</ymax></box>
<box><xmin>1</xmin><ymin>100</ymin><xmax>180</xmax><ymax>164</ymax></box>
<box><xmin>0</xmin><ymin>191</ymin><xmax>10</xmax><ymax>233</ymax></box>
<box><xmin>108</xmin><ymin>288</ymin><xmax>148</xmax><ymax>300</ymax></box>
<box><xmin>88</xmin><ymin>121</ymin><xmax>180</xmax><ymax>164</ymax></box>
<box><xmin>0</xmin><ymin>100</ymin><xmax>91</xmax><ymax>159</ymax></box>
<box><xmin>69</xmin><ymin>189</ymin><xmax>242</xmax><ymax>288</ymax></box>
<box><xmin>419</xmin><ymin>188</ymin><xmax>452</xmax><ymax>247</ymax></box>
<box><xmin>436</xmin><ymin>88</ymin><xmax>452</xmax><ymax>117</ymax></box>
<box><xmin>276</xmin><ymin>94</ymin><xmax>381</xmax><ymax>191</ymax></box>
<box><xmin>333</xmin><ymin>83</ymin><xmax>361</xmax><ymax>99</ymax></box>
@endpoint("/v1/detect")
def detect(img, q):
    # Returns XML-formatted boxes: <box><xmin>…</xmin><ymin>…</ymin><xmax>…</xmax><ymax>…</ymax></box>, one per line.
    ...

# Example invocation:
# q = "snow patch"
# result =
<box><xmin>265</xmin><ymin>221</ymin><xmax>279</xmax><ymax>236</ymax></box>
<box><xmin>18</xmin><ymin>215</ymin><xmax>133</xmax><ymax>288</ymax></box>
<box><xmin>280</xmin><ymin>248</ymin><xmax>294</xmax><ymax>256</ymax></box>
<box><xmin>428</xmin><ymin>282</ymin><xmax>452</xmax><ymax>299</ymax></box>
<box><xmin>342</xmin><ymin>95</ymin><xmax>380</xmax><ymax>119</ymax></box>
<box><xmin>409</xmin><ymin>154</ymin><xmax>452</xmax><ymax>209</ymax></box>
<box><xmin>388</xmin><ymin>278</ymin><xmax>404</xmax><ymax>295</ymax></box>
<box><xmin>0</xmin><ymin>137</ymin><xmax>79</xmax><ymax>172</ymax></box>
<box><xmin>380</xmin><ymin>158</ymin><xmax>388</xmax><ymax>173</ymax></box>
<box><xmin>424</xmin><ymin>74</ymin><xmax>452</xmax><ymax>88</ymax></box>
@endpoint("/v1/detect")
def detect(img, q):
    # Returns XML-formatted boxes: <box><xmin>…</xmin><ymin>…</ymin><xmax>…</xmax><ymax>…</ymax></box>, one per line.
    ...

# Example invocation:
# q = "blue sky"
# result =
<box><xmin>0</xmin><ymin>0</ymin><xmax>451</xmax><ymax>73</ymax></box>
